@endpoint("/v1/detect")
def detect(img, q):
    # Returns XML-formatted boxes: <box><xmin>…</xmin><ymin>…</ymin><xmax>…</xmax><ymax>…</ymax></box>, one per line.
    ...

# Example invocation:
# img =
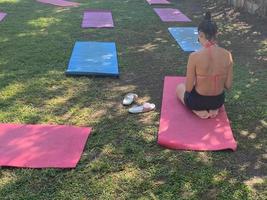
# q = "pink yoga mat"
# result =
<box><xmin>0</xmin><ymin>123</ymin><xmax>92</xmax><ymax>168</ymax></box>
<box><xmin>37</xmin><ymin>0</ymin><xmax>80</xmax><ymax>7</ymax></box>
<box><xmin>154</xmin><ymin>8</ymin><xmax>191</xmax><ymax>22</ymax></box>
<box><xmin>0</xmin><ymin>12</ymin><xmax>7</xmax><ymax>22</ymax></box>
<box><xmin>146</xmin><ymin>0</ymin><xmax>170</xmax><ymax>5</ymax></box>
<box><xmin>82</xmin><ymin>10</ymin><xmax>114</xmax><ymax>28</ymax></box>
<box><xmin>158</xmin><ymin>76</ymin><xmax>237</xmax><ymax>151</ymax></box>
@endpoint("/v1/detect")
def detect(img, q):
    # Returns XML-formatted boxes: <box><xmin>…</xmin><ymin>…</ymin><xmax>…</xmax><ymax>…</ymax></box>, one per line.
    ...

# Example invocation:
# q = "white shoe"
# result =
<box><xmin>128</xmin><ymin>103</ymin><xmax>155</xmax><ymax>114</ymax></box>
<box><xmin>122</xmin><ymin>93</ymin><xmax>138</xmax><ymax>106</ymax></box>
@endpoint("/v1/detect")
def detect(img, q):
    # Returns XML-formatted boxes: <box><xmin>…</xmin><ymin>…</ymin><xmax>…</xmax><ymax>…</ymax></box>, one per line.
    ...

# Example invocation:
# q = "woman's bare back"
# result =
<box><xmin>193</xmin><ymin>46</ymin><xmax>233</xmax><ymax>96</ymax></box>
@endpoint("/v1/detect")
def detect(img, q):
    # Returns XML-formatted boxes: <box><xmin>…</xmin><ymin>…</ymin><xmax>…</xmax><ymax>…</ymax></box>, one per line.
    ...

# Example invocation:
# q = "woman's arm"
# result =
<box><xmin>185</xmin><ymin>53</ymin><xmax>196</xmax><ymax>92</ymax></box>
<box><xmin>225</xmin><ymin>52</ymin><xmax>233</xmax><ymax>90</ymax></box>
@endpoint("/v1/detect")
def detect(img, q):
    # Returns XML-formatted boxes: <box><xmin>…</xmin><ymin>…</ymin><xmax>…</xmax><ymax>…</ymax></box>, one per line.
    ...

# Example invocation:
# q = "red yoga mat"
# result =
<box><xmin>37</xmin><ymin>0</ymin><xmax>79</xmax><ymax>7</ymax></box>
<box><xmin>0</xmin><ymin>123</ymin><xmax>91</xmax><ymax>168</ymax></box>
<box><xmin>158</xmin><ymin>76</ymin><xmax>237</xmax><ymax>151</ymax></box>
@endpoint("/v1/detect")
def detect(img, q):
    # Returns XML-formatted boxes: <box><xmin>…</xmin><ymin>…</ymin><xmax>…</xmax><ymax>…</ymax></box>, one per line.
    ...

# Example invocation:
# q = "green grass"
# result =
<box><xmin>0</xmin><ymin>0</ymin><xmax>266</xmax><ymax>199</ymax></box>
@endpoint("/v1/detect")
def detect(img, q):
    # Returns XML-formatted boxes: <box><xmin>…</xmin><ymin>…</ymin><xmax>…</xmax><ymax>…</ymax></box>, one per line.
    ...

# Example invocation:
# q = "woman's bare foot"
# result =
<box><xmin>193</xmin><ymin>110</ymin><xmax>210</xmax><ymax>119</ymax></box>
<box><xmin>209</xmin><ymin>109</ymin><xmax>219</xmax><ymax>118</ymax></box>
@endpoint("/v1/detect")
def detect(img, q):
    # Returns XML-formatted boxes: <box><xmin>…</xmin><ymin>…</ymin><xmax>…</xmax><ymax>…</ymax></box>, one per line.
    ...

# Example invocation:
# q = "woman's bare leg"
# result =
<box><xmin>176</xmin><ymin>84</ymin><xmax>210</xmax><ymax>119</ymax></box>
<box><xmin>176</xmin><ymin>83</ymin><xmax>185</xmax><ymax>104</ymax></box>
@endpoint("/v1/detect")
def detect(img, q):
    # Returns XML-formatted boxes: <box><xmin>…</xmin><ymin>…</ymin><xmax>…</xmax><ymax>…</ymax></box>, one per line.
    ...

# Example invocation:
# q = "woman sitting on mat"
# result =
<box><xmin>176</xmin><ymin>12</ymin><xmax>233</xmax><ymax>119</ymax></box>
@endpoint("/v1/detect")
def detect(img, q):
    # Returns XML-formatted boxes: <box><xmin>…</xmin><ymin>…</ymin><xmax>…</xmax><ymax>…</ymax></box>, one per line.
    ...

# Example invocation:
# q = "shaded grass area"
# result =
<box><xmin>0</xmin><ymin>0</ymin><xmax>266</xmax><ymax>199</ymax></box>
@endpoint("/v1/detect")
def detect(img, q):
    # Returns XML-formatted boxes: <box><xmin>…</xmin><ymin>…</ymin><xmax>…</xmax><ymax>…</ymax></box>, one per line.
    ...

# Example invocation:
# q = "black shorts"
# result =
<box><xmin>184</xmin><ymin>87</ymin><xmax>225</xmax><ymax>111</ymax></box>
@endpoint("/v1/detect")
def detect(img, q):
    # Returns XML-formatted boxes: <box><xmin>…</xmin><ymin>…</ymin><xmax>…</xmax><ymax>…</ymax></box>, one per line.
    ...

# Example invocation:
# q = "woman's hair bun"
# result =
<box><xmin>198</xmin><ymin>11</ymin><xmax>217</xmax><ymax>40</ymax></box>
<box><xmin>204</xmin><ymin>12</ymin><xmax>211</xmax><ymax>21</ymax></box>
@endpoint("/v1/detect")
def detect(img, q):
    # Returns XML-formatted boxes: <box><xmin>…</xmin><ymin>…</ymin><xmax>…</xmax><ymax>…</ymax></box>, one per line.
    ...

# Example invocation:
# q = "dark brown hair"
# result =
<box><xmin>198</xmin><ymin>12</ymin><xmax>218</xmax><ymax>41</ymax></box>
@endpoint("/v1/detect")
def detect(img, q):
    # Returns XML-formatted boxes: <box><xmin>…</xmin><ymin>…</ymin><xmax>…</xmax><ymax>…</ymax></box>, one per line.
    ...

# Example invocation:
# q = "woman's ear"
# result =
<box><xmin>199</xmin><ymin>31</ymin><xmax>206</xmax><ymax>40</ymax></box>
<box><xmin>198</xmin><ymin>31</ymin><xmax>206</xmax><ymax>44</ymax></box>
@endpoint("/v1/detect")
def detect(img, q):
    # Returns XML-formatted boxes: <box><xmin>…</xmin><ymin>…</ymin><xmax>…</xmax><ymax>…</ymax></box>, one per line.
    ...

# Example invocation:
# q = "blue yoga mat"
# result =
<box><xmin>66</xmin><ymin>41</ymin><xmax>119</xmax><ymax>77</ymax></box>
<box><xmin>168</xmin><ymin>27</ymin><xmax>202</xmax><ymax>52</ymax></box>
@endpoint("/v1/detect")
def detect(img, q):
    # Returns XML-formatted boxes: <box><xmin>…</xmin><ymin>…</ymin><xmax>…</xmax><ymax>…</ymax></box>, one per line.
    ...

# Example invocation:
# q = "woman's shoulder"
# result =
<box><xmin>191</xmin><ymin>46</ymin><xmax>232</xmax><ymax>59</ymax></box>
<box><xmin>216</xmin><ymin>47</ymin><xmax>233</xmax><ymax>65</ymax></box>
<box><xmin>189</xmin><ymin>50</ymin><xmax>202</xmax><ymax>58</ymax></box>
<box><xmin>217</xmin><ymin>46</ymin><xmax>232</xmax><ymax>56</ymax></box>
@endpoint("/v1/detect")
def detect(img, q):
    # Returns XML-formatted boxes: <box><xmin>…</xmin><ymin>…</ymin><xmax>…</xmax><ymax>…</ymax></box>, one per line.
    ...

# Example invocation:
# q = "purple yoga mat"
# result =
<box><xmin>154</xmin><ymin>8</ymin><xmax>191</xmax><ymax>22</ymax></box>
<box><xmin>0</xmin><ymin>12</ymin><xmax>7</xmax><ymax>22</ymax></box>
<box><xmin>37</xmin><ymin>0</ymin><xmax>79</xmax><ymax>7</ymax></box>
<box><xmin>82</xmin><ymin>10</ymin><xmax>114</xmax><ymax>28</ymax></box>
<box><xmin>146</xmin><ymin>0</ymin><xmax>170</xmax><ymax>5</ymax></box>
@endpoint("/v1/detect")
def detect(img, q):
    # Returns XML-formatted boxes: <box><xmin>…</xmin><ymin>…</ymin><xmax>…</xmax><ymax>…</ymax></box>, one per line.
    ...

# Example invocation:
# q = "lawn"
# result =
<box><xmin>0</xmin><ymin>0</ymin><xmax>266</xmax><ymax>199</ymax></box>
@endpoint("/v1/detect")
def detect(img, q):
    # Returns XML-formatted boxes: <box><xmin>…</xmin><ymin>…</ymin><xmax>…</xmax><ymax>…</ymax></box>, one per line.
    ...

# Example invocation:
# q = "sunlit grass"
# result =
<box><xmin>28</xmin><ymin>17</ymin><xmax>61</xmax><ymax>28</ymax></box>
<box><xmin>0</xmin><ymin>0</ymin><xmax>20</xmax><ymax>4</ymax></box>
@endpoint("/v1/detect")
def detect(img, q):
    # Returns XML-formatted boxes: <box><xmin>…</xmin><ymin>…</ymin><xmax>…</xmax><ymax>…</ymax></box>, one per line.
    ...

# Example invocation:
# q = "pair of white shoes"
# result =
<box><xmin>122</xmin><ymin>93</ymin><xmax>156</xmax><ymax>114</ymax></box>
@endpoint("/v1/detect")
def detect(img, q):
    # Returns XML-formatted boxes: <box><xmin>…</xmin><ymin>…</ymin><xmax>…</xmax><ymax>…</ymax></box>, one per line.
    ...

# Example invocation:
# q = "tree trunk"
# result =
<box><xmin>228</xmin><ymin>0</ymin><xmax>267</xmax><ymax>17</ymax></box>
